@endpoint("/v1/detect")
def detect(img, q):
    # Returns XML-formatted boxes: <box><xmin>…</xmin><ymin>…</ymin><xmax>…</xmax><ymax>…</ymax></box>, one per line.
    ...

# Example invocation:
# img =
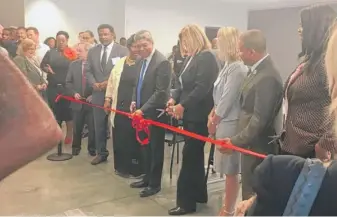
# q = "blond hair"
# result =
<box><xmin>325</xmin><ymin>21</ymin><xmax>337</xmax><ymax>136</ymax></box>
<box><xmin>179</xmin><ymin>24</ymin><xmax>211</xmax><ymax>55</ymax></box>
<box><xmin>17</xmin><ymin>38</ymin><xmax>36</xmax><ymax>56</ymax></box>
<box><xmin>217</xmin><ymin>27</ymin><xmax>241</xmax><ymax>62</ymax></box>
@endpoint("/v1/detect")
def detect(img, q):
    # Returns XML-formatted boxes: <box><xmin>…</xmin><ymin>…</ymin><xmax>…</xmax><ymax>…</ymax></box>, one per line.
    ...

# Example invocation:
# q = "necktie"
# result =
<box><xmin>101</xmin><ymin>45</ymin><xmax>107</xmax><ymax>71</ymax></box>
<box><xmin>136</xmin><ymin>59</ymin><xmax>147</xmax><ymax>108</ymax></box>
<box><xmin>82</xmin><ymin>62</ymin><xmax>86</xmax><ymax>95</ymax></box>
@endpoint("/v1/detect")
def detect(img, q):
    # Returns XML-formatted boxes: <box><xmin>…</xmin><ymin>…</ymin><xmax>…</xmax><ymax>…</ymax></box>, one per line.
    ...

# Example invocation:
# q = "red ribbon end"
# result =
<box><xmin>55</xmin><ymin>94</ymin><xmax>62</xmax><ymax>102</ymax></box>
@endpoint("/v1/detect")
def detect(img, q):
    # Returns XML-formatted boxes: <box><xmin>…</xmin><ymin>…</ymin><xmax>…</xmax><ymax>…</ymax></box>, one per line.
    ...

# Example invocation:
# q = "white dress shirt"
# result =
<box><xmin>141</xmin><ymin>48</ymin><xmax>156</xmax><ymax>79</ymax></box>
<box><xmin>100</xmin><ymin>42</ymin><xmax>114</xmax><ymax>63</ymax></box>
<box><xmin>250</xmin><ymin>53</ymin><xmax>269</xmax><ymax>73</ymax></box>
<box><xmin>36</xmin><ymin>43</ymin><xmax>50</xmax><ymax>63</ymax></box>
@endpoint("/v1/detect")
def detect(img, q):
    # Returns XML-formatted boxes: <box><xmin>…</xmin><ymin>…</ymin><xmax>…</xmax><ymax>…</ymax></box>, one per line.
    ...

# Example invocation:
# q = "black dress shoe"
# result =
<box><xmin>130</xmin><ymin>180</ymin><xmax>148</xmax><ymax>188</ymax></box>
<box><xmin>91</xmin><ymin>155</ymin><xmax>107</xmax><ymax>165</ymax></box>
<box><xmin>168</xmin><ymin>207</ymin><xmax>196</xmax><ymax>215</ymax></box>
<box><xmin>72</xmin><ymin>149</ymin><xmax>81</xmax><ymax>156</ymax></box>
<box><xmin>139</xmin><ymin>187</ymin><xmax>160</xmax><ymax>197</ymax></box>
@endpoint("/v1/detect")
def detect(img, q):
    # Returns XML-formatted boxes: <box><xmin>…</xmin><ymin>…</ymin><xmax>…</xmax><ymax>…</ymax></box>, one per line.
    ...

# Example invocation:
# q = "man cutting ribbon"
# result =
<box><xmin>129</xmin><ymin>30</ymin><xmax>171</xmax><ymax>198</ymax></box>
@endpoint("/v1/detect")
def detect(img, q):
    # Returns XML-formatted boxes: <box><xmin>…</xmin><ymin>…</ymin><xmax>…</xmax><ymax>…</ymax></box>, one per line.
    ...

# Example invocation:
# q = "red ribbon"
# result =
<box><xmin>55</xmin><ymin>95</ymin><xmax>266</xmax><ymax>159</ymax></box>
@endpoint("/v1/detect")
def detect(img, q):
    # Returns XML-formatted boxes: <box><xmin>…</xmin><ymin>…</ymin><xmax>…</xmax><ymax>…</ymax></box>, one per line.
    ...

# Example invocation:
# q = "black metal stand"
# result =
<box><xmin>47</xmin><ymin>142</ymin><xmax>73</xmax><ymax>161</ymax></box>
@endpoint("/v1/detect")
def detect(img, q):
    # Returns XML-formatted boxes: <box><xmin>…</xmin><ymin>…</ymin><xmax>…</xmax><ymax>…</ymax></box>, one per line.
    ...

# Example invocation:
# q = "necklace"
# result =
<box><xmin>125</xmin><ymin>56</ymin><xmax>136</xmax><ymax>66</ymax></box>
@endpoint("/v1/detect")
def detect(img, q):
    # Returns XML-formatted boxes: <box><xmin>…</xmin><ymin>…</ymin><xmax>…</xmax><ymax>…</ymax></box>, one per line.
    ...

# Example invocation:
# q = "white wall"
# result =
<box><xmin>24</xmin><ymin>0</ymin><xmax>125</xmax><ymax>45</ymax></box>
<box><xmin>125</xmin><ymin>0</ymin><xmax>249</xmax><ymax>54</ymax></box>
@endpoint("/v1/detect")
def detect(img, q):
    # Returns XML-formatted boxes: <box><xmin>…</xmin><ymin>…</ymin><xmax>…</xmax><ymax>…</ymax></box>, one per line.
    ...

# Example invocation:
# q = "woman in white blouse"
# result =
<box><xmin>208</xmin><ymin>27</ymin><xmax>248</xmax><ymax>216</ymax></box>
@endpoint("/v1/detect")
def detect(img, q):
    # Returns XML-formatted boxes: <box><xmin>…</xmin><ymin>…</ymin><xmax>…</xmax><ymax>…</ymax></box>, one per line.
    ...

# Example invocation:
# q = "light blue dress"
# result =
<box><xmin>213</xmin><ymin>61</ymin><xmax>248</xmax><ymax>175</ymax></box>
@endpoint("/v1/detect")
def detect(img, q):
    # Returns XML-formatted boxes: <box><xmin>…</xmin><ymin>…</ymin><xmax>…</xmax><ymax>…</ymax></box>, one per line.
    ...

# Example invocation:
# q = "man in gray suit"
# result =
<box><xmin>223</xmin><ymin>29</ymin><xmax>283</xmax><ymax>200</ymax></box>
<box><xmin>86</xmin><ymin>24</ymin><xmax>128</xmax><ymax>165</ymax></box>
<box><xmin>66</xmin><ymin>42</ymin><xmax>96</xmax><ymax>157</ymax></box>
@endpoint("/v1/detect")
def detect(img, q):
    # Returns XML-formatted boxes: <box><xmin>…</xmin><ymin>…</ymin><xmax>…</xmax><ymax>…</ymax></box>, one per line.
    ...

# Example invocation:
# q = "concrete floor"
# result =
<box><xmin>0</xmin><ymin>137</ymin><xmax>238</xmax><ymax>216</ymax></box>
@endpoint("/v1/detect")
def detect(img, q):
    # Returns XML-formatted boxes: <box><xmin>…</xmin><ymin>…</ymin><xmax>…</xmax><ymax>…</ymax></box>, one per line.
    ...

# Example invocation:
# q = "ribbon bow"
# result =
<box><xmin>131</xmin><ymin>114</ymin><xmax>150</xmax><ymax>145</ymax></box>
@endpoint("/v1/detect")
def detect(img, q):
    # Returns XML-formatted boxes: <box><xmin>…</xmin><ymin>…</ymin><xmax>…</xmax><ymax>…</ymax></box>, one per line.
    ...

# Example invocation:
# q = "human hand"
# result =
<box><xmin>36</xmin><ymin>84</ymin><xmax>43</xmax><ymax>91</ymax></box>
<box><xmin>172</xmin><ymin>104</ymin><xmax>184</xmax><ymax>120</ymax></box>
<box><xmin>133</xmin><ymin>109</ymin><xmax>143</xmax><ymax>117</ymax></box>
<box><xmin>166</xmin><ymin>98</ymin><xmax>176</xmax><ymax>107</ymax></box>
<box><xmin>99</xmin><ymin>81</ymin><xmax>108</xmax><ymax>90</ymax></box>
<box><xmin>217</xmin><ymin>138</ymin><xmax>233</xmax><ymax>154</ymax></box>
<box><xmin>103</xmin><ymin>98</ymin><xmax>111</xmax><ymax>115</ymax></box>
<box><xmin>45</xmin><ymin>64</ymin><xmax>55</xmax><ymax>74</ymax></box>
<box><xmin>235</xmin><ymin>196</ymin><xmax>256</xmax><ymax>216</ymax></box>
<box><xmin>93</xmin><ymin>83</ymin><xmax>100</xmax><ymax>91</ymax></box>
<box><xmin>235</xmin><ymin>199</ymin><xmax>253</xmax><ymax>216</ymax></box>
<box><xmin>315</xmin><ymin>144</ymin><xmax>332</xmax><ymax>162</ymax></box>
<box><xmin>41</xmin><ymin>83</ymin><xmax>47</xmax><ymax>90</ymax></box>
<box><xmin>130</xmin><ymin>101</ymin><xmax>136</xmax><ymax>113</ymax></box>
<box><xmin>74</xmin><ymin>93</ymin><xmax>81</xmax><ymax>100</ymax></box>
<box><xmin>86</xmin><ymin>95</ymin><xmax>93</xmax><ymax>103</ymax></box>
<box><xmin>166</xmin><ymin>98</ymin><xmax>176</xmax><ymax>116</ymax></box>
<box><xmin>207</xmin><ymin>119</ymin><xmax>216</xmax><ymax>136</ymax></box>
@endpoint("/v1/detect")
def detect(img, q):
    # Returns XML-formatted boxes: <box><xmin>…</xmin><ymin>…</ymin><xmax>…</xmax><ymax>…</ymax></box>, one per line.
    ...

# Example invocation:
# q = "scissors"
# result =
<box><xmin>156</xmin><ymin>109</ymin><xmax>166</xmax><ymax>118</ymax></box>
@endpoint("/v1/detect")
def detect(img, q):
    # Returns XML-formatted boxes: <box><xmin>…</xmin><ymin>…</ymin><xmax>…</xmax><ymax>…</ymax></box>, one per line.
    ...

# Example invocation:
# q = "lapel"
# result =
<box><xmin>105</xmin><ymin>43</ymin><xmax>120</xmax><ymax>72</ymax></box>
<box><xmin>95</xmin><ymin>45</ymin><xmax>104</xmax><ymax>72</ymax></box>
<box><xmin>141</xmin><ymin>50</ymin><xmax>157</xmax><ymax>90</ymax></box>
<box><xmin>239</xmin><ymin>56</ymin><xmax>271</xmax><ymax>96</ymax></box>
<box><xmin>24</xmin><ymin>57</ymin><xmax>42</xmax><ymax>79</ymax></box>
<box><xmin>78</xmin><ymin>60</ymin><xmax>84</xmax><ymax>82</ymax></box>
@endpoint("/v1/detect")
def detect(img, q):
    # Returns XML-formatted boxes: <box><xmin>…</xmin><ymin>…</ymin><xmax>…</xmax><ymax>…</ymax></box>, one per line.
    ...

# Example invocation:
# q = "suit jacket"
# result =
<box><xmin>13</xmin><ymin>55</ymin><xmax>46</xmax><ymax>87</ymax></box>
<box><xmin>231</xmin><ymin>56</ymin><xmax>283</xmax><ymax>155</ymax></box>
<box><xmin>65</xmin><ymin>59</ymin><xmax>93</xmax><ymax>111</ymax></box>
<box><xmin>172</xmin><ymin>50</ymin><xmax>219</xmax><ymax>122</ymax></box>
<box><xmin>86</xmin><ymin>43</ymin><xmax>128</xmax><ymax>105</ymax></box>
<box><xmin>213</xmin><ymin>61</ymin><xmax>248</xmax><ymax>122</ymax></box>
<box><xmin>132</xmin><ymin>50</ymin><xmax>171</xmax><ymax>118</ymax></box>
<box><xmin>282</xmin><ymin>61</ymin><xmax>336</xmax><ymax>155</ymax></box>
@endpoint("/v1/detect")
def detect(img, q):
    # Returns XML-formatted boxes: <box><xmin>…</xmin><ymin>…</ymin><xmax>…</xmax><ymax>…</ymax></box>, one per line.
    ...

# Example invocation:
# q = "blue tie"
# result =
<box><xmin>136</xmin><ymin>59</ymin><xmax>147</xmax><ymax>108</ymax></box>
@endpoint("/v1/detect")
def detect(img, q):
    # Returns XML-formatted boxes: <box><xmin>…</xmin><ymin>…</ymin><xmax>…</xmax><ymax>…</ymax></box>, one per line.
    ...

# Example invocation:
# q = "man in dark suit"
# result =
<box><xmin>129</xmin><ymin>30</ymin><xmax>171</xmax><ymax>197</ymax></box>
<box><xmin>86</xmin><ymin>24</ymin><xmax>128</xmax><ymax>165</ymax></box>
<box><xmin>223</xmin><ymin>29</ymin><xmax>283</xmax><ymax>200</ymax></box>
<box><xmin>66</xmin><ymin>42</ymin><xmax>96</xmax><ymax>157</ymax></box>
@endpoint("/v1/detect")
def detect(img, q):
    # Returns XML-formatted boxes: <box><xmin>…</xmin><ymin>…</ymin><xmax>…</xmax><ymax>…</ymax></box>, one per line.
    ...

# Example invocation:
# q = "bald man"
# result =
<box><xmin>225</xmin><ymin>29</ymin><xmax>283</xmax><ymax>200</ymax></box>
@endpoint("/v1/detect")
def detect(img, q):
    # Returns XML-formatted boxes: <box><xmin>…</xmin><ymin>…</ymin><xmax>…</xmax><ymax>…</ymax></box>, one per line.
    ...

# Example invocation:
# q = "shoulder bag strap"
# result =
<box><xmin>283</xmin><ymin>158</ymin><xmax>328</xmax><ymax>216</ymax></box>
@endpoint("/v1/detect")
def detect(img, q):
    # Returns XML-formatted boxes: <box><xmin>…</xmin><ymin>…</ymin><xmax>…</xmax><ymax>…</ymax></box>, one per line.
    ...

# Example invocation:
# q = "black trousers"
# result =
<box><xmin>176</xmin><ymin>120</ymin><xmax>208</xmax><ymax>210</ymax></box>
<box><xmin>72</xmin><ymin>105</ymin><xmax>95</xmax><ymax>152</ymax></box>
<box><xmin>141</xmin><ymin>115</ymin><xmax>167</xmax><ymax>188</ymax></box>
<box><xmin>113</xmin><ymin>114</ymin><xmax>143</xmax><ymax>176</ymax></box>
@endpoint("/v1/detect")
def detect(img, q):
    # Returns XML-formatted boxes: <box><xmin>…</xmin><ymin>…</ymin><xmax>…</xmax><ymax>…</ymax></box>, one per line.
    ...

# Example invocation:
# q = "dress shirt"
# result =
<box><xmin>179</xmin><ymin>56</ymin><xmax>194</xmax><ymax>89</ymax></box>
<box><xmin>141</xmin><ymin>48</ymin><xmax>155</xmax><ymax>79</ymax></box>
<box><xmin>250</xmin><ymin>53</ymin><xmax>269</xmax><ymax>73</ymax></box>
<box><xmin>36</xmin><ymin>43</ymin><xmax>50</xmax><ymax>64</ymax></box>
<box><xmin>100</xmin><ymin>42</ymin><xmax>114</xmax><ymax>63</ymax></box>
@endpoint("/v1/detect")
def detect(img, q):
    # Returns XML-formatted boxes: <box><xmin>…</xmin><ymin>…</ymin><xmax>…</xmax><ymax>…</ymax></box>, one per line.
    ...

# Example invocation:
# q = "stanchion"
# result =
<box><xmin>47</xmin><ymin>141</ymin><xmax>73</xmax><ymax>161</ymax></box>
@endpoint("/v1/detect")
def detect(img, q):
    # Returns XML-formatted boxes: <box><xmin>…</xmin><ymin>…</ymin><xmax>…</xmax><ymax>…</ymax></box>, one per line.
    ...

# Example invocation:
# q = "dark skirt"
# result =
<box><xmin>113</xmin><ymin>114</ymin><xmax>143</xmax><ymax>176</ymax></box>
<box><xmin>47</xmin><ymin>85</ymin><xmax>72</xmax><ymax>122</ymax></box>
